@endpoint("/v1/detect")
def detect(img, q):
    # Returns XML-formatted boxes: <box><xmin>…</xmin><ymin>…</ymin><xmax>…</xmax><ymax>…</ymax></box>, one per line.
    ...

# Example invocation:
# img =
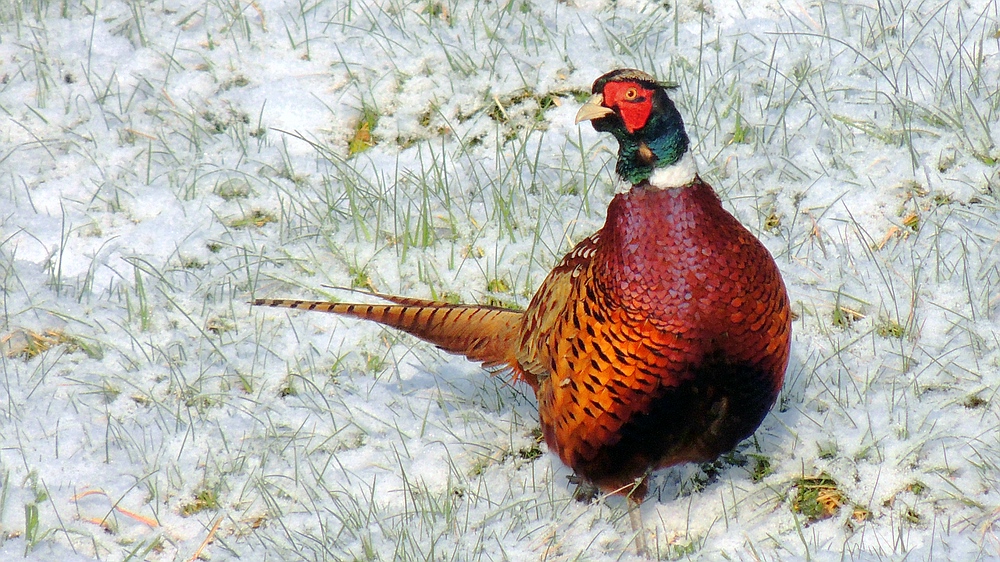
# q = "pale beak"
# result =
<box><xmin>575</xmin><ymin>94</ymin><xmax>615</xmax><ymax>123</ymax></box>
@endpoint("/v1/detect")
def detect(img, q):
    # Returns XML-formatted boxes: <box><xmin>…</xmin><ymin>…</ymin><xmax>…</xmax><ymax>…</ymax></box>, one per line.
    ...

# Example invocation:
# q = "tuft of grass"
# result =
<box><xmin>763</xmin><ymin>211</ymin><xmax>782</xmax><ymax>233</ymax></box>
<box><xmin>180</xmin><ymin>256</ymin><xmax>206</xmax><ymax>270</ymax></box>
<box><xmin>205</xmin><ymin>316</ymin><xmax>235</xmax><ymax>335</ymax></box>
<box><xmin>486</xmin><ymin>277</ymin><xmax>510</xmax><ymax>293</ymax></box>
<box><xmin>831</xmin><ymin>302</ymin><xmax>864</xmax><ymax>329</ymax></box>
<box><xmin>881</xmin><ymin>481</ymin><xmax>930</xmax><ymax>527</ymax></box>
<box><xmin>748</xmin><ymin>454</ymin><xmax>772</xmax><ymax>482</ymax></box>
<box><xmin>875</xmin><ymin>318</ymin><xmax>906</xmax><ymax>339</ymax></box>
<box><xmin>2</xmin><ymin>329</ymin><xmax>103</xmax><ymax>360</ymax></box>
<box><xmin>348</xmin><ymin>105</ymin><xmax>379</xmax><ymax>155</ymax></box>
<box><xmin>214</xmin><ymin>178</ymin><xmax>252</xmax><ymax>200</ymax></box>
<box><xmin>201</xmin><ymin>107</ymin><xmax>251</xmax><ymax>134</ymax></box>
<box><xmin>362</xmin><ymin>350</ymin><xmax>385</xmax><ymax>374</ymax></box>
<box><xmin>961</xmin><ymin>395</ymin><xmax>987</xmax><ymax>409</ymax></box>
<box><xmin>817</xmin><ymin>441</ymin><xmax>838</xmax><ymax>460</ymax></box>
<box><xmin>482</xmin><ymin>275</ymin><xmax>522</xmax><ymax>309</ymax></box>
<box><xmin>21</xmin><ymin>471</ymin><xmax>51</xmax><ymax>555</ymax></box>
<box><xmin>23</xmin><ymin>503</ymin><xmax>40</xmax><ymax>555</ymax></box>
<box><xmin>485</xmin><ymin>88</ymin><xmax>589</xmax><ymax>137</ymax></box>
<box><xmin>347</xmin><ymin>265</ymin><xmax>374</xmax><ymax>291</ymax></box>
<box><xmin>518</xmin><ymin>428</ymin><xmax>544</xmax><ymax>461</ymax></box>
<box><xmin>180</xmin><ymin>489</ymin><xmax>219</xmax><ymax>517</ymax></box>
<box><xmin>220</xmin><ymin>74</ymin><xmax>250</xmax><ymax>90</ymax></box>
<box><xmin>932</xmin><ymin>192</ymin><xmax>953</xmax><ymax>206</ymax></box>
<box><xmin>517</xmin><ymin>444</ymin><xmax>542</xmax><ymax>461</ymax></box>
<box><xmin>461</xmin><ymin>245</ymin><xmax>485</xmax><ymax>259</ymax></box>
<box><xmin>278</xmin><ymin>377</ymin><xmax>297</xmax><ymax>398</ymax></box>
<box><xmin>791</xmin><ymin>474</ymin><xmax>842</xmax><ymax>523</ymax></box>
<box><xmin>98</xmin><ymin>380</ymin><xmax>122</xmax><ymax>403</ymax></box>
<box><xmin>661</xmin><ymin>538</ymin><xmax>701</xmax><ymax>559</ymax></box>
<box><xmin>790</xmin><ymin>473</ymin><xmax>868</xmax><ymax>526</ymax></box>
<box><xmin>438</xmin><ymin>292</ymin><xmax>462</xmax><ymax>305</ymax></box>
<box><xmin>229</xmin><ymin>209</ymin><xmax>277</xmax><ymax>229</ymax></box>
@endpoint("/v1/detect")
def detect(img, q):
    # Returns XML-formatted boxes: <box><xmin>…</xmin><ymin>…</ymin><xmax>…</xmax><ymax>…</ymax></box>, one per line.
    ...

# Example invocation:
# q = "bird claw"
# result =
<box><xmin>567</xmin><ymin>475</ymin><xmax>600</xmax><ymax>503</ymax></box>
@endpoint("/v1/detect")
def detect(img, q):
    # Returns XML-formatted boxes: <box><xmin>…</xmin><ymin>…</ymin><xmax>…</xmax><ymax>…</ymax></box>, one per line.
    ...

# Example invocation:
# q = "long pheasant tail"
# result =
<box><xmin>252</xmin><ymin>297</ymin><xmax>523</xmax><ymax>371</ymax></box>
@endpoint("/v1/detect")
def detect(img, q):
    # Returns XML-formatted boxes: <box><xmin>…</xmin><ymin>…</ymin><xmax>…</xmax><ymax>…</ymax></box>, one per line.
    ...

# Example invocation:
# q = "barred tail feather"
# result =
<box><xmin>252</xmin><ymin>298</ymin><xmax>523</xmax><ymax>370</ymax></box>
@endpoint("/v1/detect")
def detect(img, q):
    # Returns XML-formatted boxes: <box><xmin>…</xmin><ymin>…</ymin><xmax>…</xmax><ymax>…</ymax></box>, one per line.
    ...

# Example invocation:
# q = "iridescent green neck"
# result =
<box><xmin>615</xmin><ymin>124</ymin><xmax>689</xmax><ymax>184</ymax></box>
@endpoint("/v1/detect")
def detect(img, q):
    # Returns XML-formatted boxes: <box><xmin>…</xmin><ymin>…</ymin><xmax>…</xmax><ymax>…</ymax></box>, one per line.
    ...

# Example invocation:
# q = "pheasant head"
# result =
<box><xmin>575</xmin><ymin>68</ymin><xmax>693</xmax><ymax>187</ymax></box>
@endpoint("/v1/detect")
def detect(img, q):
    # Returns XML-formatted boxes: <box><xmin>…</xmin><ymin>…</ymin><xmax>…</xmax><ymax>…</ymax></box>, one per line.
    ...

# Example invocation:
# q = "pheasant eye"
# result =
<box><xmin>624</xmin><ymin>88</ymin><xmax>638</xmax><ymax>100</ymax></box>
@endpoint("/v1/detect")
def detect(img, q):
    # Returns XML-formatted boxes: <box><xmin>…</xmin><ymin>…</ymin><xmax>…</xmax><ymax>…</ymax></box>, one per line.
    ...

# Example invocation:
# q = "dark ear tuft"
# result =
<box><xmin>637</xmin><ymin>142</ymin><xmax>657</xmax><ymax>166</ymax></box>
<box><xmin>591</xmin><ymin>68</ymin><xmax>660</xmax><ymax>93</ymax></box>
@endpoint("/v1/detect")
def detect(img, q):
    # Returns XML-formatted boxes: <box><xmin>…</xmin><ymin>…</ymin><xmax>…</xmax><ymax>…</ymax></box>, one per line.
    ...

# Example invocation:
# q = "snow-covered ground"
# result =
<box><xmin>1</xmin><ymin>0</ymin><xmax>999</xmax><ymax>559</ymax></box>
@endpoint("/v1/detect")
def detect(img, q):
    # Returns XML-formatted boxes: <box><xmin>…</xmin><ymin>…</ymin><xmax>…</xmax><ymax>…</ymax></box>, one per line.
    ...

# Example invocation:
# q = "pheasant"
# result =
<box><xmin>254</xmin><ymin>69</ymin><xmax>791</xmax><ymax>552</ymax></box>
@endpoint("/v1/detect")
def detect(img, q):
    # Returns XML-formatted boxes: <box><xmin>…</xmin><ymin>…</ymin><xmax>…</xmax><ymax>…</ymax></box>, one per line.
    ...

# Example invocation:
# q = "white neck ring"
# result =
<box><xmin>645</xmin><ymin>151</ymin><xmax>698</xmax><ymax>190</ymax></box>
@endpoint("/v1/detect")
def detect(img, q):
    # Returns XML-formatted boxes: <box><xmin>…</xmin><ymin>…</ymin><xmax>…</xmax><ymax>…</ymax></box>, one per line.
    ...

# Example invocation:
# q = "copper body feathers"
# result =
<box><xmin>254</xmin><ymin>69</ymin><xmax>791</xmax><ymax>499</ymax></box>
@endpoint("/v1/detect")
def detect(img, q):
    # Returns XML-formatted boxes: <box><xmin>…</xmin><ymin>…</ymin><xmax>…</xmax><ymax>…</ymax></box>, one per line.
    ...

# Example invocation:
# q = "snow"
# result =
<box><xmin>2</xmin><ymin>0</ymin><xmax>1000</xmax><ymax>560</ymax></box>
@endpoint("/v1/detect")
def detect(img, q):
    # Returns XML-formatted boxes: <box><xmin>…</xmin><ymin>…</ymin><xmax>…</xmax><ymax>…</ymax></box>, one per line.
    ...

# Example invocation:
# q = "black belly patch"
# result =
<box><xmin>576</xmin><ymin>359</ymin><xmax>779</xmax><ymax>488</ymax></box>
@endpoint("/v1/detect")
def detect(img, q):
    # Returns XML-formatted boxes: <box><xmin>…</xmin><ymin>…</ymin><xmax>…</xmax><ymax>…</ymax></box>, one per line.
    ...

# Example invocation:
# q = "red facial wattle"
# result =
<box><xmin>603</xmin><ymin>81</ymin><xmax>655</xmax><ymax>133</ymax></box>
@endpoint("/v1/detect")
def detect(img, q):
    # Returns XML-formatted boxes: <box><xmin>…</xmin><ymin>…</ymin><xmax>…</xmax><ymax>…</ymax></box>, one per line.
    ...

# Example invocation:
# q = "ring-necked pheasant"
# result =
<box><xmin>254</xmin><ymin>69</ymin><xmax>791</xmax><ymax>553</ymax></box>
